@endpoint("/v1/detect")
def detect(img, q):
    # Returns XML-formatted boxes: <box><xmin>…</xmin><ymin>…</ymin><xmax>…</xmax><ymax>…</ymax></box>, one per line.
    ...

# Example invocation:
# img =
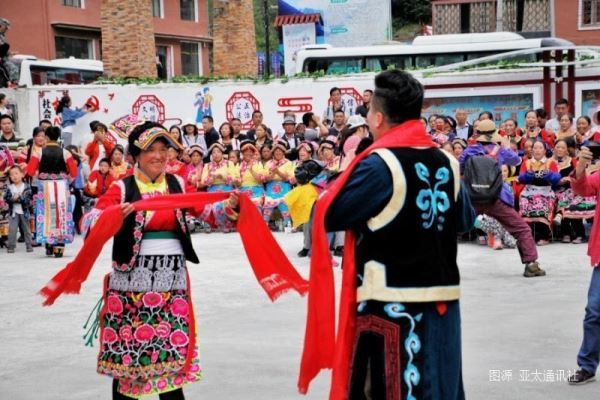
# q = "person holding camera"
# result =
<box><xmin>568</xmin><ymin>144</ymin><xmax>600</xmax><ymax>385</ymax></box>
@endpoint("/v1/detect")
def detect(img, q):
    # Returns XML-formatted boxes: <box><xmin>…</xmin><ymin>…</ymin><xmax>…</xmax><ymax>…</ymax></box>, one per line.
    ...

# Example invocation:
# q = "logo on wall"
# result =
<box><xmin>132</xmin><ymin>95</ymin><xmax>166</xmax><ymax>123</ymax></box>
<box><xmin>277</xmin><ymin>97</ymin><xmax>313</xmax><ymax>114</ymax></box>
<box><xmin>226</xmin><ymin>91</ymin><xmax>260</xmax><ymax>129</ymax></box>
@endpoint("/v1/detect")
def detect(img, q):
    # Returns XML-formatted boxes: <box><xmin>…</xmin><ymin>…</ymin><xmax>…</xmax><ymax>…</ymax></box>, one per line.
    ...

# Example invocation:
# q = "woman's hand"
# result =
<box><xmin>120</xmin><ymin>202</ymin><xmax>135</xmax><ymax>218</ymax></box>
<box><xmin>228</xmin><ymin>192</ymin><xmax>240</xmax><ymax>209</ymax></box>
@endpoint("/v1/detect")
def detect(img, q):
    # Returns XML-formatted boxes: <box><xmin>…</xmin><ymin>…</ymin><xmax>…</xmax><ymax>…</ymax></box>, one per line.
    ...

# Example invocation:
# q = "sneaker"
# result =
<box><xmin>7</xmin><ymin>248</ymin><xmax>15</xmax><ymax>253</ymax></box>
<box><xmin>553</xmin><ymin>214</ymin><xmax>563</xmax><ymax>226</ymax></box>
<box><xmin>536</xmin><ymin>240</ymin><xmax>550</xmax><ymax>246</ymax></box>
<box><xmin>572</xmin><ymin>237</ymin><xmax>584</xmax><ymax>244</ymax></box>
<box><xmin>562</xmin><ymin>235</ymin><xmax>571</xmax><ymax>243</ymax></box>
<box><xmin>297</xmin><ymin>248</ymin><xmax>309</xmax><ymax>258</ymax></box>
<box><xmin>523</xmin><ymin>261</ymin><xmax>546</xmax><ymax>278</ymax></box>
<box><xmin>568</xmin><ymin>369</ymin><xmax>595</xmax><ymax>385</ymax></box>
<box><xmin>26</xmin><ymin>247</ymin><xmax>33</xmax><ymax>253</ymax></box>
<box><xmin>333</xmin><ymin>246</ymin><xmax>344</xmax><ymax>256</ymax></box>
<box><xmin>477</xmin><ymin>235</ymin><xmax>487</xmax><ymax>245</ymax></box>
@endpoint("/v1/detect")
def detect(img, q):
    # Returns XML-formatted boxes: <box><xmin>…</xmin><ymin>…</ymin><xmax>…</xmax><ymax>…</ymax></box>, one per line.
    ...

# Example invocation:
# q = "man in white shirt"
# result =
<box><xmin>545</xmin><ymin>98</ymin><xmax>569</xmax><ymax>133</ymax></box>
<box><xmin>455</xmin><ymin>109</ymin><xmax>472</xmax><ymax>140</ymax></box>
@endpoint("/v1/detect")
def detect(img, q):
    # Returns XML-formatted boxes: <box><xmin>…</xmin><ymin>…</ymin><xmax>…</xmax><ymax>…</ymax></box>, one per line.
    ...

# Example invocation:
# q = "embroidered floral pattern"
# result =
<box><xmin>98</xmin><ymin>289</ymin><xmax>202</xmax><ymax>397</ymax></box>
<box><xmin>414</xmin><ymin>163</ymin><xmax>450</xmax><ymax>232</ymax></box>
<box><xmin>112</xmin><ymin>211</ymin><xmax>145</xmax><ymax>272</ymax></box>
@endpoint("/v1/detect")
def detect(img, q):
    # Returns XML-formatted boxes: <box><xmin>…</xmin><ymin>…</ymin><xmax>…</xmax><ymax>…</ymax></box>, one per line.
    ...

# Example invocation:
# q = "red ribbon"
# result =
<box><xmin>298</xmin><ymin>120</ymin><xmax>438</xmax><ymax>399</ymax></box>
<box><xmin>40</xmin><ymin>192</ymin><xmax>308</xmax><ymax>306</ymax></box>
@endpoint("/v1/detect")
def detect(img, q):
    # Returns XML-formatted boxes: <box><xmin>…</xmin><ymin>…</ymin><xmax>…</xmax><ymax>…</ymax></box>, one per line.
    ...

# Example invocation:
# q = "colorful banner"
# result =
<box><xmin>422</xmin><ymin>93</ymin><xmax>535</xmax><ymax>127</ymax></box>
<box><xmin>278</xmin><ymin>0</ymin><xmax>391</xmax><ymax>47</ymax></box>
<box><xmin>283</xmin><ymin>23</ymin><xmax>316</xmax><ymax>75</ymax></box>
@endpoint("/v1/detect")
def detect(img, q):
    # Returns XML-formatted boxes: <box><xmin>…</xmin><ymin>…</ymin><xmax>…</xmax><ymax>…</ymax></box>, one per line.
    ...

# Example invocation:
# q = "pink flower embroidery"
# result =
<box><xmin>102</xmin><ymin>327</ymin><xmax>118</xmax><ymax>344</ymax></box>
<box><xmin>119</xmin><ymin>380</ymin><xmax>131</xmax><ymax>392</ymax></box>
<box><xmin>173</xmin><ymin>376</ymin><xmax>184</xmax><ymax>386</ymax></box>
<box><xmin>132</xmin><ymin>244</ymin><xmax>141</xmax><ymax>253</ymax></box>
<box><xmin>169</xmin><ymin>330</ymin><xmax>189</xmax><ymax>347</ymax></box>
<box><xmin>170</xmin><ymin>298</ymin><xmax>189</xmax><ymax>318</ymax></box>
<box><xmin>135</xmin><ymin>213</ymin><xmax>144</xmax><ymax>223</ymax></box>
<box><xmin>151</xmin><ymin>350</ymin><xmax>159</xmax><ymax>363</ymax></box>
<box><xmin>155</xmin><ymin>321</ymin><xmax>171</xmax><ymax>339</ymax></box>
<box><xmin>122</xmin><ymin>354</ymin><xmax>132</xmax><ymax>366</ymax></box>
<box><xmin>143</xmin><ymin>382</ymin><xmax>152</xmax><ymax>394</ymax></box>
<box><xmin>190</xmin><ymin>363</ymin><xmax>201</xmax><ymax>373</ymax></box>
<box><xmin>106</xmin><ymin>294</ymin><xmax>123</xmax><ymax>315</ymax></box>
<box><xmin>142</xmin><ymin>292</ymin><xmax>163</xmax><ymax>308</ymax></box>
<box><xmin>133</xmin><ymin>230</ymin><xmax>143</xmax><ymax>240</ymax></box>
<box><xmin>134</xmin><ymin>324</ymin><xmax>155</xmax><ymax>343</ymax></box>
<box><xmin>156</xmin><ymin>378</ymin><xmax>168</xmax><ymax>390</ymax></box>
<box><xmin>272</xmin><ymin>184</ymin><xmax>281</xmax><ymax>194</ymax></box>
<box><xmin>119</xmin><ymin>325</ymin><xmax>133</xmax><ymax>342</ymax></box>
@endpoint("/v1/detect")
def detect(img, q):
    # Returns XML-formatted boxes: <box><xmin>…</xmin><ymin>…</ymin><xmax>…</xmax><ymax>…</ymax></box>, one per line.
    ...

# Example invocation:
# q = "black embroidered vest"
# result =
<box><xmin>355</xmin><ymin>148</ymin><xmax>460</xmax><ymax>302</ymax></box>
<box><xmin>39</xmin><ymin>144</ymin><xmax>67</xmax><ymax>174</ymax></box>
<box><xmin>112</xmin><ymin>174</ymin><xmax>199</xmax><ymax>267</ymax></box>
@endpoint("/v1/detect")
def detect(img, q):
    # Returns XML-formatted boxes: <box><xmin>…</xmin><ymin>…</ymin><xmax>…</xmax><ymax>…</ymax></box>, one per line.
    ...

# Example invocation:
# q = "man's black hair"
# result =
<box><xmin>329</xmin><ymin>87</ymin><xmax>341</xmax><ymax>96</ymax></box>
<box><xmin>555</xmin><ymin>98</ymin><xmax>569</xmax><ymax>107</ymax></box>
<box><xmin>371</xmin><ymin>70</ymin><xmax>424</xmax><ymax>125</ymax></box>
<box><xmin>45</xmin><ymin>126</ymin><xmax>61</xmax><ymax>141</ymax></box>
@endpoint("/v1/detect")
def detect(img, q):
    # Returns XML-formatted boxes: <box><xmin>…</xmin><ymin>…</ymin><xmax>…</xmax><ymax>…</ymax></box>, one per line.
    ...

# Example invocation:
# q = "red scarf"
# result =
<box><xmin>40</xmin><ymin>192</ymin><xmax>308</xmax><ymax>306</ymax></box>
<box><xmin>298</xmin><ymin>120</ymin><xmax>437</xmax><ymax>399</ymax></box>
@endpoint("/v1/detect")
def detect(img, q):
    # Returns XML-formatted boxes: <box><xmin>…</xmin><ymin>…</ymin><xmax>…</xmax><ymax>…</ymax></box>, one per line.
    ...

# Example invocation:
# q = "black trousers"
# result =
<box><xmin>113</xmin><ymin>380</ymin><xmax>185</xmax><ymax>400</ymax></box>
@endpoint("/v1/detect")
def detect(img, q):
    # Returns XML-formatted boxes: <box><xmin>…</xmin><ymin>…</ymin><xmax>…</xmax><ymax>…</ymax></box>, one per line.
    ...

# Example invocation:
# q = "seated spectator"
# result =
<box><xmin>84</xmin><ymin>158</ymin><xmax>113</xmax><ymax>198</ymax></box>
<box><xmin>518</xmin><ymin>140</ymin><xmax>561</xmax><ymax>245</ymax></box>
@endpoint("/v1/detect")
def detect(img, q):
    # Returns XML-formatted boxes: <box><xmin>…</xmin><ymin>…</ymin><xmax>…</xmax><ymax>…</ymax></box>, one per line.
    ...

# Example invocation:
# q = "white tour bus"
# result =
<box><xmin>13</xmin><ymin>56</ymin><xmax>103</xmax><ymax>86</ymax></box>
<box><xmin>294</xmin><ymin>32</ymin><xmax>573</xmax><ymax>76</ymax></box>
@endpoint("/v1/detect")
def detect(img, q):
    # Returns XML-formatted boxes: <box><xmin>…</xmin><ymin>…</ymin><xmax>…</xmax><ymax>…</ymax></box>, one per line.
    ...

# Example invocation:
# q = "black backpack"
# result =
<box><xmin>463</xmin><ymin>155</ymin><xmax>503</xmax><ymax>204</ymax></box>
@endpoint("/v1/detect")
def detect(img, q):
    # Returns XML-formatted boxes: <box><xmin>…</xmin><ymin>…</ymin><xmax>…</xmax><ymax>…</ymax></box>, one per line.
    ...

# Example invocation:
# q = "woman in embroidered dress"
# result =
<box><xmin>235</xmin><ymin>140</ymin><xmax>266</xmax><ymax>213</ymax></box>
<box><xmin>263</xmin><ymin>139</ymin><xmax>295</xmax><ymax>230</ymax></box>
<box><xmin>0</xmin><ymin>144</ymin><xmax>14</xmax><ymax>247</ymax></box>
<box><xmin>576</xmin><ymin>116</ymin><xmax>600</xmax><ymax>145</ymax></box>
<box><xmin>518</xmin><ymin>140</ymin><xmax>561</xmax><ymax>245</ymax></box>
<box><xmin>165</xmin><ymin>147</ymin><xmax>186</xmax><ymax>179</ymax></box>
<box><xmin>521</xmin><ymin>110</ymin><xmax>554</xmax><ymax>150</ymax></box>
<box><xmin>184</xmin><ymin>145</ymin><xmax>204</xmax><ymax>189</ymax></box>
<box><xmin>82</xmin><ymin>122</ymin><xmax>241</xmax><ymax>399</ymax></box>
<box><xmin>26</xmin><ymin>126</ymin><xmax>78</xmax><ymax>257</ymax></box>
<box><xmin>109</xmin><ymin>144</ymin><xmax>132</xmax><ymax>181</ymax></box>
<box><xmin>200</xmin><ymin>143</ymin><xmax>237</xmax><ymax>232</ymax></box>
<box><xmin>553</xmin><ymin>139</ymin><xmax>598</xmax><ymax>243</ymax></box>
<box><xmin>556</xmin><ymin>114</ymin><xmax>576</xmax><ymax>142</ymax></box>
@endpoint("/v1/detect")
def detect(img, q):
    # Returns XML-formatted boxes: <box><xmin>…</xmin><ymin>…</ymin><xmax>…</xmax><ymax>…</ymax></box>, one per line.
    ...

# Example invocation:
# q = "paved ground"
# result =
<box><xmin>0</xmin><ymin>232</ymin><xmax>598</xmax><ymax>399</ymax></box>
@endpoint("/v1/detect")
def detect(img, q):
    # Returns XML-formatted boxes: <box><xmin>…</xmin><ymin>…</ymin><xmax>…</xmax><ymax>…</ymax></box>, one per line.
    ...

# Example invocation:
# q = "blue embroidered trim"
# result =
<box><xmin>415</xmin><ymin>163</ymin><xmax>450</xmax><ymax>232</ymax></box>
<box><xmin>384</xmin><ymin>303</ymin><xmax>423</xmax><ymax>400</ymax></box>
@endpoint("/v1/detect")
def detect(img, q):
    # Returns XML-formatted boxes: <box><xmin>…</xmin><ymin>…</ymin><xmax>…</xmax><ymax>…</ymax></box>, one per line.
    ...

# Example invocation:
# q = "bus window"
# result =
<box><xmin>303</xmin><ymin>57</ymin><xmax>362</xmax><ymax>74</ymax></box>
<box><xmin>29</xmin><ymin>66</ymin><xmax>101</xmax><ymax>85</ymax></box>
<box><xmin>81</xmin><ymin>70</ymin><xmax>103</xmax><ymax>83</ymax></box>
<box><xmin>326</xmin><ymin>58</ymin><xmax>362</xmax><ymax>74</ymax></box>
<box><xmin>365</xmin><ymin>56</ymin><xmax>410</xmax><ymax>71</ymax></box>
<box><xmin>433</xmin><ymin>54</ymin><xmax>465</xmax><ymax>66</ymax></box>
<box><xmin>415</xmin><ymin>55</ymin><xmax>435</xmax><ymax>69</ymax></box>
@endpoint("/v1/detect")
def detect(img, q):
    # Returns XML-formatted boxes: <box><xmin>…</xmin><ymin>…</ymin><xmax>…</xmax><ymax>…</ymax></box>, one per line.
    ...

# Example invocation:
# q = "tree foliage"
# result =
<box><xmin>392</xmin><ymin>0</ymin><xmax>432</xmax><ymax>25</ymax></box>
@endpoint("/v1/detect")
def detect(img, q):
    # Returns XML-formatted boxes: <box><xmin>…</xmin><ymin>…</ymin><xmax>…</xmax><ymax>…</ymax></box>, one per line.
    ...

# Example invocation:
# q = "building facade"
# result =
<box><xmin>2</xmin><ymin>0</ymin><xmax>211</xmax><ymax>78</ymax></box>
<box><xmin>432</xmin><ymin>0</ymin><xmax>600</xmax><ymax>45</ymax></box>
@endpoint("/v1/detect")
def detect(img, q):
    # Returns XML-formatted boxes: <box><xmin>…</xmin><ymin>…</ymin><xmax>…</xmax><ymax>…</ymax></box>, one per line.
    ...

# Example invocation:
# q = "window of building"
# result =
<box><xmin>152</xmin><ymin>0</ymin><xmax>164</xmax><ymax>18</ymax></box>
<box><xmin>55</xmin><ymin>36</ymin><xmax>93</xmax><ymax>60</ymax></box>
<box><xmin>61</xmin><ymin>0</ymin><xmax>83</xmax><ymax>7</ymax></box>
<box><xmin>180</xmin><ymin>0</ymin><xmax>196</xmax><ymax>21</ymax></box>
<box><xmin>581</xmin><ymin>0</ymin><xmax>600</xmax><ymax>27</ymax></box>
<box><xmin>181</xmin><ymin>42</ymin><xmax>199</xmax><ymax>75</ymax></box>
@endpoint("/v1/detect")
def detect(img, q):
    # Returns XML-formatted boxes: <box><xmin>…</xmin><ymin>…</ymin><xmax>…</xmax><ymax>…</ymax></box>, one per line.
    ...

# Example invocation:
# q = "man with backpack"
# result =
<box><xmin>461</xmin><ymin>119</ymin><xmax>545</xmax><ymax>278</ymax></box>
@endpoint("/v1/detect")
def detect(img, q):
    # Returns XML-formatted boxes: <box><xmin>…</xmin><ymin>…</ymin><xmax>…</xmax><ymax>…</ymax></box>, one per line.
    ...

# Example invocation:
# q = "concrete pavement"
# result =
<box><xmin>0</xmin><ymin>232</ymin><xmax>598</xmax><ymax>399</ymax></box>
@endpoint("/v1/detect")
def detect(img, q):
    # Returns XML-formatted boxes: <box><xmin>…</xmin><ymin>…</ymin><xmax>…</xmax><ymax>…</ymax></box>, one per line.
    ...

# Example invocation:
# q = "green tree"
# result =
<box><xmin>392</xmin><ymin>0</ymin><xmax>432</xmax><ymax>25</ymax></box>
<box><xmin>253</xmin><ymin>0</ymin><xmax>280</xmax><ymax>54</ymax></box>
